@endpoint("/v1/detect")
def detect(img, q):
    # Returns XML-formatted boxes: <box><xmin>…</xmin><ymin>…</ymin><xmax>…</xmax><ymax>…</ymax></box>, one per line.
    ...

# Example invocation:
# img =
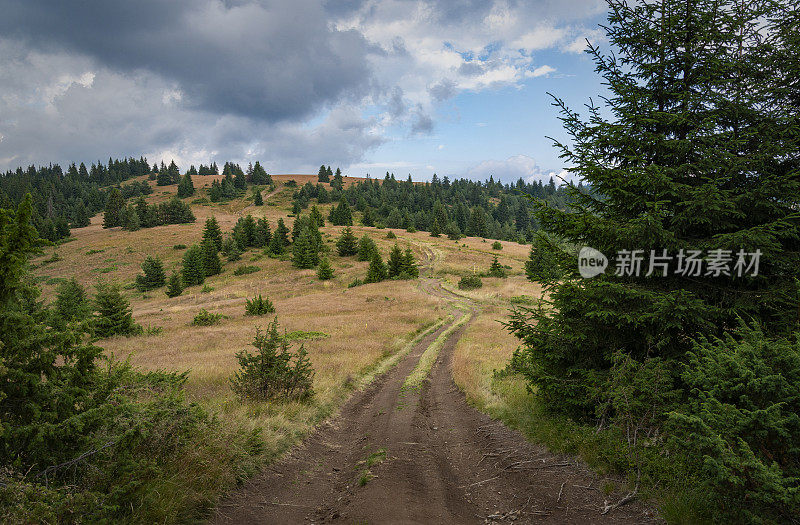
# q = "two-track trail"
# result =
<box><xmin>212</xmin><ymin>275</ymin><xmax>659</xmax><ymax>524</ymax></box>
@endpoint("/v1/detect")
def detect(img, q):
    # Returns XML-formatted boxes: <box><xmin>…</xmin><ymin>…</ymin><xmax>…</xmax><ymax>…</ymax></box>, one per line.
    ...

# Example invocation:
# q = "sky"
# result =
<box><xmin>0</xmin><ymin>0</ymin><xmax>611</xmax><ymax>184</ymax></box>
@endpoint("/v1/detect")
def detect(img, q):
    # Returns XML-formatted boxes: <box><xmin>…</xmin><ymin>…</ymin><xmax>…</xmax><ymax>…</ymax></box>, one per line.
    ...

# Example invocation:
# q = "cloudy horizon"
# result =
<box><xmin>0</xmin><ymin>0</ymin><xmax>608</xmax><ymax>183</ymax></box>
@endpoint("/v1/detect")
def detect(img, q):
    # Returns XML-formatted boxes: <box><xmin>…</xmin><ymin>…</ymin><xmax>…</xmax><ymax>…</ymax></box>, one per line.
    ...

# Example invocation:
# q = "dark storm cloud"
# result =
<box><xmin>0</xmin><ymin>0</ymin><xmax>372</xmax><ymax>122</ymax></box>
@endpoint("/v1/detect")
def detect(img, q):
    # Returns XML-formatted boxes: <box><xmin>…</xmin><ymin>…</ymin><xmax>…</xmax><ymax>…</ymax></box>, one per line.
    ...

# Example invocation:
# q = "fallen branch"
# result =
<box><xmin>557</xmin><ymin>481</ymin><xmax>566</xmax><ymax>503</ymax></box>
<box><xmin>601</xmin><ymin>483</ymin><xmax>639</xmax><ymax>515</ymax></box>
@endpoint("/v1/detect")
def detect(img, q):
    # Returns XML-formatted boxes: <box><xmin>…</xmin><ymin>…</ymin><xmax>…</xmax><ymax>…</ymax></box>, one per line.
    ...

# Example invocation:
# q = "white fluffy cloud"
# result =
<box><xmin>465</xmin><ymin>155</ymin><xmax>577</xmax><ymax>184</ymax></box>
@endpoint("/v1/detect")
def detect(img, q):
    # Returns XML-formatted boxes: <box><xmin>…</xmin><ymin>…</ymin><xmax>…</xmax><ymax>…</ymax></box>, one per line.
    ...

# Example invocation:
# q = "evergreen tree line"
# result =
<box><xmin>0</xmin><ymin>157</ymin><xmax>152</xmax><ymax>241</ymax></box>
<box><xmin>103</xmin><ymin>192</ymin><xmax>195</xmax><ymax>230</ymax></box>
<box><xmin>295</xmin><ymin>170</ymin><xmax>581</xmax><ymax>242</ymax></box>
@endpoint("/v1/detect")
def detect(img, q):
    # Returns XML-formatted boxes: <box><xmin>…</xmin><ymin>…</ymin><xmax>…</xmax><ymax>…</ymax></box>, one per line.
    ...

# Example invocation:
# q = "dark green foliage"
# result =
<box><xmin>524</xmin><ymin>233</ymin><xmax>563</xmax><ymax>282</ymax></box>
<box><xmin>120</xmin><ymin>205</ymin><xmax>140</xmax><ymax>231</ymax></box>
<box><xmin>230</xmin><ymin>318</ymin><xmax>315</xmax><ymax>401</ymax></box>
<box><xmin>365</xmin><ymin>251</ymin><xmax>387</xmax><ymax>283</ymax></box>
<box><xmin>173</xmin><ymin>244</ymin><xmax>187</xmax><ymax>250</ymax></box>
<box><xmin>181</xmin><ymin>245</ymin><xmax>205</xmax><ymax>287</ymax></box>
<box><xmin>317</xmin><ymin>164</ymin><xmax>329</xmax><ymax>183</ymax></box>
<box><xmin>487</xmin><ymin>255</ymin><xmax>506</xmax><ymax>278</ymax></box>
<box><xmin>103</xmin><ymin>189</ymin><xmax>124</xmax><ymax>228</ymax></box>
<box><xmin>402</xmin><ymin>248</ymin><xmax>419</xmax><ymax>278</ymax></box>
<box><xmin>250</xmin><ymin>161</ymin><xmax>272</xmax><ymax>185</ymax></box>
<box><xmin>357</xmin><ymin>235</ymin><xmax>378</xmax><ymax>261</ymax></box>
<box><xmin>177</xmin><ymin>172</ymin><xmax>195</xmax><ymax>198</ymax></box>
<box><xmin>201</xmin><ymin>240</ymin><xmax>222</xmax><ymax>277</ymax></box>
<box><xmin>385</xmin><ymin>230</ymin><xmax>396</xmax><ymax>239</ymax></box>
<box><xmin>1</xmin><ymin>157</ymin><xmax>151</xmax><ymax>240</ymax></box>
<box><xmin>191</xmin><ymin>309</ymin><xmax>225</xmax><ymax>326</ymax></box>
<box><xmin>253</xmin><ymin>189</ymin><xmax>263</xmax><ymax>206</ymax></box>
<box><xmin>348</xmin><ymin>278</ymin><xmax>363</xmax><ymax>288</ymax></box>
<box><xmin>492</xmin><ymin>241</ymin><xmax>502</xmax><ymax>250</ymax></box>
<box><xmin>53</xmin><ymin>277</ymin><xmax>90</xmax><ymax>324</ymax></box>
<box><xmin>668</xmin><ymin>324</ymin><xmax>800</xmax><ymax>523</ymax></box>
<box><xmin>336</xmin><ymin>227</ymin><xmax>358</xmax><ymax>256</ymax></box>
<box><xmin>429</xmin><ymin>219</ymin><xmax>440</xmax><ymax>237</ymax></box>
<box><xmin>317</xmin><ymin>257</ymin><xmax>334</xmax><ymax>280</ymax></box>
<box><xmin>328</xmin><ymin>199</ymin><xmax>353</xmax><ymax>226</ymax></box>
<box><xmin>269</xmin><ymin>218</ymin><xmax>290</xmax><ymax>254</ymax></box>
<box><xmin>445</xmin><ymin>222</ymin><xmax>461</xmax><ymax>241</ymax></box>
<box><xmin>458</xmin><ymin>275</ymin><xmax>482</xmax><ymax>290</ymax></box>
<box><xmin>232</xmin><ymin>265</ymin><xmax>260</xmax><ymax>276</ymax></box>
<box><xmin>292</xmin><ymin>226</ymin><xmax>319</xmax><ymax>269</ymax></box>
<box><xmin>253</xmin><ymin>218</ymin><xmax>271</xmax><ymax>248</ymax></box>
<box><xmin>386</xmin><ymin>244</ymin><xmax>404</xmax><ymax>278</ymax></box>
<box><xmin>362</xmin><ymin>207</ymin><xmax>375</xmax><ymax>227</ymax></box>
<box><xmin>244</xmin><ymin>294</ymin><xmax>275</xmax><ymax>315</ymax></box>
<box><xmin>309</xmin><ymin>205</ymin><xmax>324</xmax><ymax>227</ymax></box>
<box><xmin>135</xmin><ymin>256</ymin><xmax>166</xmax><ymax>291</ymax></box>
<box><xmin>165</xmin><ymin>272</ymin><xmax>183</xmax><ymax>297</ymax></box>
<box><xmin>202</xmin><ymin>216</ymin><xmax>223</xmax><ymax>251</ymax></box>
<box><xmin>93</xmin><ymin>283</ymin><xmax>140</xmax><ymax>338</ymax></box>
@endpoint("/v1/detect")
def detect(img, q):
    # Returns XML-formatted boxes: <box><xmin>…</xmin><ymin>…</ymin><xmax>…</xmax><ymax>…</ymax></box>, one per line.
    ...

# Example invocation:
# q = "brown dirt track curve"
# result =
<box><xmin>211</xmin><ymin>278</ymin><xmax>660</xmax><ymax>524</ymax></box>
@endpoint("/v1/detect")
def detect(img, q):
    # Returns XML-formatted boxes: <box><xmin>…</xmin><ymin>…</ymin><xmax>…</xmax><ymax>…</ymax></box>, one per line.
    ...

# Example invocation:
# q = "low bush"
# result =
<box><xmin>173</xmin><ymin>244</ymin><xmax>187</xmax><ymax>250</ymax></box>
<box><xmin>492</xmin><ymin>241</ymin><xmax>502</xmax><ymax>250</ymax></box>
<box><xmin>385</xmin><ymin>231</ymin><xmax>396</xmax><ymax>239</ymax></box>
<box><xmin>191</xmin><ymin>309</ymin><xmax>225</xmax><ymax>326</ymax></box>
<box><xmin>245</xmin><ymin>295</ymin><xmax>275</xmax><ymax>316</ymax></box>
<box><xmin>458</xmin><ymin>275</ymin><xmax>482</xmax><ymax>290</ymax></box>
<box><xmin>348</xmin><ymin>278</ymin><xmax>363</xmax><ymax>288</ymax></box>
<box><xmin>230</xmin><ymin>318</ymin><xmax>314</xmax><ymax>401</ymax></box>
<box><xmin>233</xmin><ymin>265</ymin><xmax>260</xmax><ymax>276</ymax></box>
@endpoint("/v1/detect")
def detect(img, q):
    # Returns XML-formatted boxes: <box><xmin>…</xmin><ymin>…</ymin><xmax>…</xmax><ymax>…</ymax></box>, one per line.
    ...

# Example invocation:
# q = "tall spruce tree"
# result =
<box><xmin>135</xmin><ymin>256</ymin><xmax>166</xmax><ymax>291</ymax></box>
<box><xmin>177</xmin><ymin>172</ymin><xmax>195</xmax><ymax>198</ymax></box>
<box><xmin>181</xmin><ymin>244</ymin><xmax>205</xmax><ymax>287</ymax></box>
<box><xmin>203</xmin><ymin>216</ymin><xmax>223</xmax><ymax>251</ymax></box>
<box><xmin>387</xmin><ymin>244</ymin><xmax>405</xmax><ymax>278</ymax></box>
<box><xmin>102</xmin><ymin>188</ymin><xmax>124</xmax><ymax>228</ymax></box>
<box><xmin>365</xmin><ymin>251</ymin><xmax>388</xmax><ymax>283</ymax></box>
<box><xmin>507</xmin><ymin>0</ymin><xmax>800</xmax><ymax>422</ymax></box>
<box><xmin>336</xmin><ymin>227</ymin><xmax>358</xmax><ymax>256</ymax></box>
<box><xmin>269</xmin><ymin>218</ymin><xmax>290</xmax><ymax>254</ymax></box>
<box><xmin>93</xmin><ymin>283</ymin><xmax>139</xmax><ymax>338</ymax></box>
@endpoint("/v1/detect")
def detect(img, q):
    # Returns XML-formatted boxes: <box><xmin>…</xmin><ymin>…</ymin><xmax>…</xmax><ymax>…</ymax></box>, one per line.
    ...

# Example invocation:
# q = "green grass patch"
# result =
<box><xmin>284</xmin><ymin>330</ymin><xmax>330</xmax><ymax>341</ymax></box>
<box><xmin>233</xmin><ymin>265</ymin><xmax>260</xmax><ymax>276</ymax></box>
<box><xmin>403</xmin><ymin>312</ymin><xmax>471</xmax><ymax>391</ymax></box>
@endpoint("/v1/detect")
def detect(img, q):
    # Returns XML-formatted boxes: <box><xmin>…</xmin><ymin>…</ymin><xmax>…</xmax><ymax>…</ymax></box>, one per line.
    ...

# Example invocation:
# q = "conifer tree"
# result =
<box><xmin>310</xmin><ymin>205</ymin><xmax>324</xmax><ymax>227</ymax></box>
<box><xmin>122</xmin><ymin>205</ymin><xmax>140</xmax><ymax>231</ymax></box>
<box><xmin>177</xmin><ymin>172</ymin><xmax>195</xmax><ymax>198</ymax></box>
<box><xmin>429</xmin><ymin>219</ymin><xmax>441</xmax><ymax>237</ymax></box>
<box><xmin>53</xmin><ymin>277</ymin><xmax>91</xmax><ymax>324</ymax></box>
<box><xmin>402</xmin><ymin>248</ymin><xmax>419</xmax><ymax>278</ymax></box>
<box><xmin>165</xmin><ymin>271</ymin><xmax>183</xmax><ymax>297</ymax></box>
<box><xmin>167</xmin><ymin>160</ymin><xmax>181</xmax><ymax>184</ymax></box>
<box><xmin>317</xmin><ymin>257</ymin><xmax>334</xmax><ymax>280</ymax></box>
<box><xmin>93</xmin><ymin>283</ymin><xmax>139</xmax><ymax>338</ymax></box>
<box><xmin>253</xmin><ymin>218</ymin><xmax>271</xmax><ymax>248</ymax></box>
<box><xmin>357</xmin><ymin>234</ymin><xmax>378</xmax><ymax>261</ymax></box>
<box><xmin>103</xmin><ymin>188</ymin><xmax>124</xmax><ymax>228</ymax></box>
<box><xmin>253</xmin><ymin>189</ymin><xmax>264</xmax><ymax>206</ymax></box>
<box><xmin>156</xmin><ymin>164</ymin><xmax>173</xmax><ymax>186</ymax></box>
<box><xmin>72</xmin><ymin>201</ymin><xmax>90</xmax><ymax>228</ymax></box>
<box><xmin>201</xmin><ymin>239</ymin><xmax>222</xmax><ymax>276</ymax></box>
<box><xmin>362</xmin><ymin>207</ymin><xmax>375</xmax><ymax>227</ymax></box>
<box><xmin>487</xmin><ymin>255</ymin><xmax>506</xmax><ymax>278</ymax></box>
<box><xmin>181</xmin><ymin>244</ymin><xmax>205</xmax><ymax>287</ymax></box>
<box><xmin>508</xmin><ymin>0</ymin><xmax>800</xmax><ymax>424</ymax></box>
<box><xmin>203</xmin><ymin>216</ymin><xmax>223</xmax><ymax>251</ymax></box>
<box><xmin>365</xmin><ymin>251</ymin><xmax>387</xmax><ymax>283</ymax></box>
<box><xmin>269</xmin><ymin>218</ymin><xmax>290</xmax><ymax>254</ymax></box>
<box><xmin>292</xmin><ymin>227</ymin><xmax>315</xmax><ymax>268</ymax></box>
<box><xmin>387</xmin><ymin>244</ymin><xmax>405</xmax><ymax>278</ymax></box>
<box><xmin>135</xmin><ymin>256</ymin><xmax>166</xmax><ymax>291</ymax></box>
<box><xmin>318</xmin><ymin>164</ymin><xmax>329</xmax><ymax>183</ymax></box>
<box><xmin>336</xmin><ymin>227</ymin><xmax>358</xmax><ymax>256</ymax></box>
<box><xmin>329</xmin><ymin>199</ymin><xmax>353</xmax><ymax>226</ymax></box>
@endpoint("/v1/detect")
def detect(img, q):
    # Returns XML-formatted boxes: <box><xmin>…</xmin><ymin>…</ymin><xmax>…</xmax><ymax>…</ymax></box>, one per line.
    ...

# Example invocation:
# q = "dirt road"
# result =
<box><xmin>212</xmin><ymin>279</ymin><xmax>658</xmax><ymax>524</ymax></box>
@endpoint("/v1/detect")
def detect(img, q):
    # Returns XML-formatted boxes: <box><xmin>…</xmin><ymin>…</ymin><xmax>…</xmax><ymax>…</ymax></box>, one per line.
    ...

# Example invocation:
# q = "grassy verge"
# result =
<box><xmin>451</xmin><ymin>307</ymin><xmax>706</xmax><ymax>524</ymax></box>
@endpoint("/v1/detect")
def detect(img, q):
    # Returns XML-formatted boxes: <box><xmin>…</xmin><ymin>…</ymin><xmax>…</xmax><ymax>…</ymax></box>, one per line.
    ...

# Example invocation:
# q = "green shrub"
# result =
<box><xmin>93</xmin><ymin>283</ymin><xmax>141</xmax><ymax>337</ymax></box>
<box><xmin>165</xmin><ymin>272</ymin><xmax>183</xmax><ymax>297</ymax></box>
<box><xmin>386</xmin><ymin>230</ymin><xmax>396</xmax><ymax>239</ymax></box>
<box><xmin>524</xmin><ymin>233</ymin><xmax>564</xmax><ymax>282</ymax></box>
<box><xmin>230</xmin><ymin>318</ymin><xmax>314</xmax><ymax>401</ymax></box>
<box><xmin>233</xmin><ymin>265</ymin><xmax>260</xmax><ymax>276</ymax></box>
<box><xmin>173</xmin><ymin>244</ymin><xmax>187</xmax><ymax>250</ymax></box>
<box><xmin>244</xmin><ymin>295</ymin><xmax>275</xmax><ymax>316</ymax></box>
<box><xmin>357</xmin><ymin>235</ymin><xmax>378</xmax><ymax>261</ymax></box>
<box><xmin>191</xmin><ymin>309</ymin><xmax>225</xmax><ymax>326</ymax></box>
<box><xmin>487</xmin><ymin>255</ymin><xmax>507</xmax><ymax>278</ymax></box>
<box><xmin>317</xmin><ymin>258</ymin><xmax>334</xmax><ymax>280</ymax></box>
<box><xmin>458</xmin><ymin>275</ymin><xmax>482</xmax><ymax>290</ymax></box>
<box><xmin>135</xmin><ymin>255</ymin><xmax>166</xmax><ymax>291</ymax></box>
<box><xmin>492</xmin><ymin>241</ymin><xmax>502</xmax><ymax>250</ymax></box>
<box><xmin>668</xmin><ymin>323</ymin><xmax>800</xmax><ymax>523</ymax></box>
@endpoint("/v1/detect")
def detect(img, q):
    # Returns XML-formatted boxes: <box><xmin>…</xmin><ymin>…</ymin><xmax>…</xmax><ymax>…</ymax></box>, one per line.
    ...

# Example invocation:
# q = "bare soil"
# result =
<box><xmin>212</xmin><ymin>282</ymin><xmax>660</xmax><ymax>524</ymax></box>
